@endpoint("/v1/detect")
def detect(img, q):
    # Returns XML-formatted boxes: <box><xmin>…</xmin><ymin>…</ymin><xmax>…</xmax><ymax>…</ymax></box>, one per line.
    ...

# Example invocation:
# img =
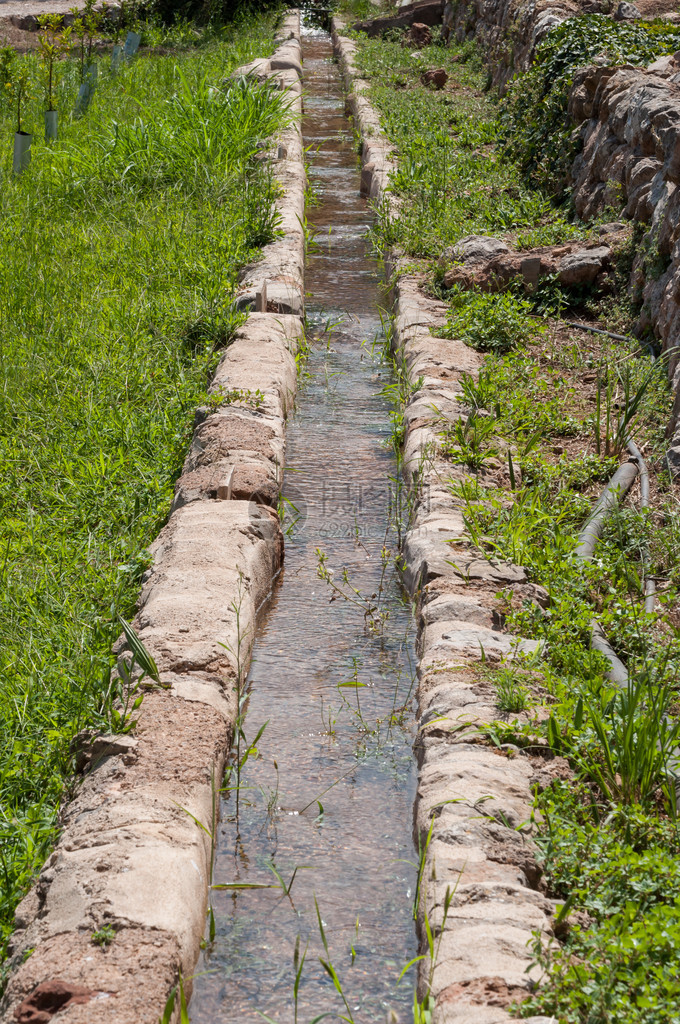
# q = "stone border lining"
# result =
<box><xmin>331</xmin><ymin>23</ymin><xmax>397</xmax><ymax>202</ymax></box>
<box><xmin>332</xmin><ymin>18</ymin><xmax>556</xmax><ymax>1024</ymax></box>
<box><xmin>0</xmin><ymin>12</ymin><xmax>305</xmax><ymax>1024</ymax></box>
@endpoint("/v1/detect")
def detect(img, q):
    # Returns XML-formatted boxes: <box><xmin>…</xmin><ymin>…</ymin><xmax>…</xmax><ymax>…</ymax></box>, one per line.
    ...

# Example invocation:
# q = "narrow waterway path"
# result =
<box><xmin>188</xmin><ymin>30</ymin><xmax>418</xmax><ymax>1024</ymax></box>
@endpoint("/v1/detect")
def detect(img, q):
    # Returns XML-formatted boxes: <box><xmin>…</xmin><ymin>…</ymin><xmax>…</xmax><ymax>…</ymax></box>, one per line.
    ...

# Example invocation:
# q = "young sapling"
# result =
<box><xmin>70</xmin><ymin>0</ymin><xmax>101</xmax><ymax>113</ymax></box>
<box><xmin>37</xmin><ymin>14</ymin><xmax>72</xmax><ymax>140</ymax></box>
<box><xmin>0</xmin><ymin>48</ymin><xmax>32</xmax><ymax>172</ymax></box>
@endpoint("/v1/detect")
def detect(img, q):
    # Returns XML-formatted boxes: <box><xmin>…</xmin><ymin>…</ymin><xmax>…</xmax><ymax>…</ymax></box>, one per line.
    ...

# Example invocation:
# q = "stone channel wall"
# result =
<box><xmin>332</xmin><ymin>20</ymin><xmax>557</xmax><ymax>1024</ymax></box>
<box><xmin>568</xmin><ymin>59</ymin><xmax>680</xmax><ymax>465</ymax></box>
<box><xmin>0</xmin><ymin>13</ymin><xmax>305</xmax><ymax>1024</ymax></box>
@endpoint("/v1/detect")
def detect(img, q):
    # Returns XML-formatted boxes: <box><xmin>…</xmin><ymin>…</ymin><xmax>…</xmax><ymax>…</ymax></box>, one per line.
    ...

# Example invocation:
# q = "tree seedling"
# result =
<box><xmin>38</xmin><ymin>14</ymin><xmax>72</xmax><ymax>140</ymax></box>
<box><xmin>0</xmin><ymin>47</ymin><xmax>31</xmax><ymax>134</ymax></box>
<box><xmin>0</xmin><ymin>48</ymin><xmax>33</xmax><ymax>173</ymax></box>
<box><xmin>37</xmin><ymin>15</ymin><xmax>72</xmax><ymax>113</ymax></box>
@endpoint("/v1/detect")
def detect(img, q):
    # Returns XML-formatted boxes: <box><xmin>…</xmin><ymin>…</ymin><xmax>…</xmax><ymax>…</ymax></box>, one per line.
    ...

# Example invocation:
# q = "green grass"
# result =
<box><xmin>350</xmin><ymin>31</ymin><xmax>587</xmax><ymax>257</ymax></box>
<box><xmin>523</xmin><ymin>792</ymin><xmax>680</xmax><ymax>1023</ymax></box>
<box><xmin>448</xmin><ymin>341</ymin><xmax>680</xmax><ymax>1023</ymax></box>
<box><xmin>0</xmin><ymin>14</ymin><xmax>286</xmax><ymax>963</ymax></box>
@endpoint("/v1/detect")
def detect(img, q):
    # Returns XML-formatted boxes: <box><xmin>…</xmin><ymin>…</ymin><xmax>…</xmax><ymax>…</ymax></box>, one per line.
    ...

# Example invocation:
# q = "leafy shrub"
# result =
<box><xmin>523</xmin><ymin>791</ymin><xmax>680</xmax><ymax>1023</ymax></box>
<box><xmin>442</xmin><ymin>288</ymin><xmax>542</xmax><ymax>353</ymax></box>
<box><xmin>502</xmin><ymin>15</ymin><xmax>680</xmax><ymax>196</ymax></box>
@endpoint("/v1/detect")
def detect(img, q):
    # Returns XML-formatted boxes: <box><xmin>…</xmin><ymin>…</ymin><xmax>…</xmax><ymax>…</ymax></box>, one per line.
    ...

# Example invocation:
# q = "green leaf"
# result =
<box><xmin>118</xmin><ymin>615</ymin><xmax>161</xmax><ymax>684</ymax></box>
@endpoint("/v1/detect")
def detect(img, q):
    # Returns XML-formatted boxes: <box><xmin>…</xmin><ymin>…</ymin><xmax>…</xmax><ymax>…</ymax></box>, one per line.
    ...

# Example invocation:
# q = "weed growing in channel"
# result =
<box><xmin>0</xmin><ymin>14</ymin><xmax>284</xmax><ymax>962</ymax></box>
<box><xmin>316</xmin><ymin>546</ymin><xmax>392</xmax><ymax>635</ymax></box>
<box><xmin>219</xmin><ymin>573</ymin><xmax>266</xmax><ymax>824</ymax></box>
<box><xmin>159</xmin><ymin>971</ymin><xmax>190</xmax><ymax>1024</ymax></box>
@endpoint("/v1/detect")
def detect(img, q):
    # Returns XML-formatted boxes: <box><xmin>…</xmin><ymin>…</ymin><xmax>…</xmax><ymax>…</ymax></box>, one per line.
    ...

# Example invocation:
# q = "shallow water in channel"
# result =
<box><xmin>189</xmin><ymin>33</ymin><xmax>418</xmax><ymax>1024</ymax></box>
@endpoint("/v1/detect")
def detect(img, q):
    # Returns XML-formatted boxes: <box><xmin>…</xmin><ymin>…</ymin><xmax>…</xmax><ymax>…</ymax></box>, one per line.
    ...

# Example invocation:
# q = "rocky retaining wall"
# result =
<box><xmin>333</xmin><ymin>18</ymin><xmax>556</xmax><ymax>1024</ymax></box>
<box><xmin>0</xmin><ymin>12</ymin><xmax>305</xmax><ymax>1024</ymax></box>
<box><xmin>446</xmin><ymin>0</ymin><xmax>680</xmax><ymax>462</ymax></box>
<box><xmin>568</xmin><ymin>57</ymin><xmax>680</xmax><ymax>465</ymax></box>
<box><xmin>448</xmin><ymin>0</ymin><xmax>574</xmax><ymax>92</ymax></box>
<box><xmin>447</xmin><ymin>0</ymin><xmax>679</xmax><ymax>92</ymax></box>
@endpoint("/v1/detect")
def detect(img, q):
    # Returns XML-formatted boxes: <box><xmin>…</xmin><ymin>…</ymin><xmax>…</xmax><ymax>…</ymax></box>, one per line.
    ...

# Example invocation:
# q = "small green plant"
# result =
<box><xmin>70</xmin><ymin>0</ymin><xmax>102</xmax><ymax>81</ymax></box>
<box><xmin>316</xmin><ymin>547</ymin><xmax>391</xmax><ymax>635</ymax></box>
<box><xmin>493</xmin><ymin>665</ymin><xmax>531</xmax><ymax>713</ymax></box>
<box><xmin>104</xmin><ymin>615</ymin><xmax>164</xmax><ymax>736</ymax></box>
<box><xmin>37</xmin><ymin>15</ymin><xmax>72</xmax><ymax>112</ymax></box>
<box><xmin>259</xmin><ymin>934</ymin><xmax>330</xmax><ymax>1024</ymax></box>
<box><xmin>441</xmin><ymin>411</ymin><xmax>499</xmax><ymax>469</ymax></box>
<box><xmin>336</xmin><ymin>657</ymin><xmax>376</xmax><ymax>735</ymax></box>
<box><xmin>207</xmin><ymin>386</ymin><xmax>265</xmax><ymax>411</ymax></box>
<box><xmin>522</xmin><ymin>789</ymin><xmax>680</xmax><ymax>1022</ymax></box>
<box><xmin>218</xmin><ymin>573</ymin><xmax>265</xmax><ymax>821</ymax></box>
<box><xmin>594</xmin><ymin>361</ymin><xmax>655</xmax><ymax>457</ymax></box>
<box><xmin>315</xmin><ymin>896</ymin><xmax>357</xmax><ymax>1024</ymax></box>
<box><xmin>91</xmin><ymin>923</ymin><xmax>116</xmax><ymax>947</ymax></box>
<box><xmin>548</xmin><ymin>671</ymin><xmax>680</xmax><ymax>810</ymax></box>
<box><xmin>159</xmin><ymin>972</ymin><xmax>190</xmax><ymax>1024</ymax></box>
<box><xmin>0</xmin><ymin>48</ymin><xmax>31</xmax><ymax>134</ymax></box>
<box><xmin>442</xmin><ymin>288</ymin><xmax>543</xmax><ymax>354</ymax></box>
<box><xmin>397</xmin><ymin>818</ymin><xmax>459</xmax><ymax>1019</ymax></box>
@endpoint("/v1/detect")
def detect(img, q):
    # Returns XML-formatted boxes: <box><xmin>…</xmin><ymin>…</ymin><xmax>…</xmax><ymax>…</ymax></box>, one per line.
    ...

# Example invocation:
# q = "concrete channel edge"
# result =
<box><xmin>0</xmin><ymin>11</ymin><xmax>305</xmax><ymax>1024</ymax></box>
<box><xmin>332</xmin><ymin>17</ymin><xmax>558</xmax><ymax>1024</ymax></box>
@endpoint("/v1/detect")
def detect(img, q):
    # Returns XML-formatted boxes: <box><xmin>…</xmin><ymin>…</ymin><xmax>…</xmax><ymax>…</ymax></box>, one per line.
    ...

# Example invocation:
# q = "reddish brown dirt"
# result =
<box><xmin>6</xmin><ymin>930</ymin><xmax>181</xmax><ymax>1024</ymax></box>
<box><xmin>438</xmin><ymin>976</ymin><xmax>530</xmax><ymax>1008</ymax></box>
<box><xmin>0</xmin><ymin>21</ymin><xmax>43</xmax><ymax>50</ymax></box>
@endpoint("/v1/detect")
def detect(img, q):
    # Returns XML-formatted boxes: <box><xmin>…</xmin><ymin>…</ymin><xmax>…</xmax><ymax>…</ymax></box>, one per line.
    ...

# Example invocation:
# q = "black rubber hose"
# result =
<box><xmin>625</xmin><ymin>436</ymin><xmax>656</xmax><ymax>616</ymax></box>
<box><xmin>575</xmin><ymin>459</ymin><xmax>639</xmax><ymax>559</ymax></box>
<box><xmin>565</xmin><ymin>320</ymin><xmax>658</xmax><ymax>360</ymax></box>
<box><xmin>566</xmin><ymin>321</ymin><xmax>630</xmax><ymax>343</ymax></box>
<box><xmin>576</xmin><ymin>458</ymin><xmax>639</xmax><ymax>685</ymax></box>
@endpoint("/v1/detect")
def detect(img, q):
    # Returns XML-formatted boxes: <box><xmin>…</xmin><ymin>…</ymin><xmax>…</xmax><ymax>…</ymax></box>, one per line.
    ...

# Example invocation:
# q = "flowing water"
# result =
<box><xmin>189</xmin><ymin>31</ymin><xmax>418</xmax><ymax>1024</ymax></box>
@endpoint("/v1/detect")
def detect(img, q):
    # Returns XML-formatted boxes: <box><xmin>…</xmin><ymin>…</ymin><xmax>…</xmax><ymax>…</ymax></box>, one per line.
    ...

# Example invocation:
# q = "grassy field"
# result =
<box><xmin>0</xmin><ymin>13</ymin><xmax>287</xmax><ymax>963</ymax></box>
<box><xmin>347</xmin><ymin>12</ymin><xmax>680</xmax><ymax>1021</ymax></box>
<box><xmin>353</xmin><ymin>32</ymin><xmax>589</xmax><ymax>257</ymax></box>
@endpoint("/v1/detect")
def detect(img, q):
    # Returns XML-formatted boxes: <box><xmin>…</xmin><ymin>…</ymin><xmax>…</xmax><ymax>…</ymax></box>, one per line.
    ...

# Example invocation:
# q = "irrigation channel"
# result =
<box><xmin>189</xmin><ymin>28</ymin><xmax>419</xmax><ymax>1024</ymax></box>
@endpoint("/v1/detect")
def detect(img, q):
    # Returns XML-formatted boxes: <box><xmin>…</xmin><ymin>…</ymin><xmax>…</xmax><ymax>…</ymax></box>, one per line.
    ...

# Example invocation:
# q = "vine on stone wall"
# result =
<box><xmin>501</xmin><ymin>15</ymin><xmax>680</xmax><ymax>198</ymax></box>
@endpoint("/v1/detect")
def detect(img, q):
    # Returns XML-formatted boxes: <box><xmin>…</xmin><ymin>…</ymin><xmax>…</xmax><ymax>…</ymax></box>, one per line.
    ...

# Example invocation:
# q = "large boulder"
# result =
<box><xmin>614</xmin><ymin>1</ymin><xmax>642</xmax><ymax>20</ymax></box>
<box><xmin>444</xmin><ymin>234</ymin><xmax>511</xmax><ymax>264</ymax></box>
